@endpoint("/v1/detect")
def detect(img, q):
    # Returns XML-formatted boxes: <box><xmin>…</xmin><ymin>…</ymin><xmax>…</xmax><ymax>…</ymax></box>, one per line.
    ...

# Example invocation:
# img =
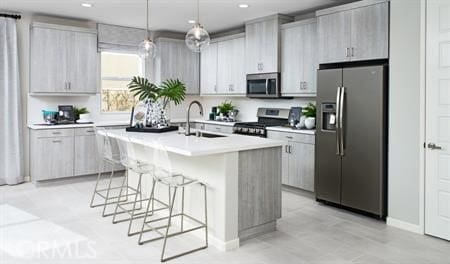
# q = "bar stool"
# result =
<box><xmin>137</xmin><ymin>141</ymin><xmax>208</xmax><ymax>262</ymax></box>
<box><xmin>111</xmin><ymin>135</ymin><xmax>163</xmax><ymax>235</ymax></box>
<box><xmin>89</xmin><ymin>127</ymin><xmax>139</xmax><ymax>217</ymax></box>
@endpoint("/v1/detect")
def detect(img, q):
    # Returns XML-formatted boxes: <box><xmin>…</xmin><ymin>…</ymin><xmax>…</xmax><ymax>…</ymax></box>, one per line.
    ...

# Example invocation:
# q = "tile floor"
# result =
<box><xmin>1</xmin><ymin>176</ymin><xmax>449</xmax><ymax>264</ymax></box>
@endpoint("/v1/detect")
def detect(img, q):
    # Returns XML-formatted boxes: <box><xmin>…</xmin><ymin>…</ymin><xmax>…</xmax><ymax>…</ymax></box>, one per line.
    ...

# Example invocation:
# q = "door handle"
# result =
<box><xmin>339</xmin><ymin>86</ymin><xmax>345</xmax><ymax>156</ymax></box>
<box><xmin>428</xmin><ymin>143</ymin><xmax>443</xmax><ymax>150</ymax></box>
<box><xmin>336</xmin><ymin>87</ymin><xmax>341</xmax><ymax>155</ymax></box>
<box><xmin>265</xmin><ymin>79</ymin><xmax>269</xmax><ymax>95</ymax></box>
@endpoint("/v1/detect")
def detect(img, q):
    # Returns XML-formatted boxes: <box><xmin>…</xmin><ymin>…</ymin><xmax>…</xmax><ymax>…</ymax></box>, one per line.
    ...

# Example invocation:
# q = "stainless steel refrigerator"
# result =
<box><xmin>315</xmin><ymin>65</ymin><xmax>387</xmax><ymax>218</ymax></box>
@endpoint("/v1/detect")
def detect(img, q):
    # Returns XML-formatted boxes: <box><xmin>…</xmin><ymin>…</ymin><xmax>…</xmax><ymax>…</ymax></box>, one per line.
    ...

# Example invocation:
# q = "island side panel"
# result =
<box><xmin>238</xmin><ymin>146</ymin><xmax>282</xmax><ymax>240</ymax></box>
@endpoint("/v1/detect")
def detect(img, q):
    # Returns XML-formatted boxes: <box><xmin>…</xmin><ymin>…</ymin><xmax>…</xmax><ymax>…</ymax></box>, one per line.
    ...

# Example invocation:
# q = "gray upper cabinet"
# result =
<box><xmin>317</xmin><ymin>0</ymin><xmax>389</xmax><ymax>64</ymax></box>
<box><xmin>200</xmin><ymin>42</ymin><xmax>218</xmax><ymax>95</ymax></box>
<box><xmin>217</xmin><ymin>37</ymin><xmax>246</xmax><ymax>95</ymax></box>
<box><xmin>30</xmin><ymin>23</ymin><xmax>98</xmax><ymax>94</ymax></box>
<box><xmin>281</xmin><ymin>19</ymin><xmax>318</xmax><ymax>96</ymax></box>
<box><xmin>350</xmin><ymin>2</ymin><xmax>389</xmax><ymax>61</ymax></box>
<box><xmin>317</xmin><ymin>10</ymin><xmax>352</xmax><ymax>64</ymax></box>
<box><xmin>200</xmin><ymin>34</ymin><xmax>246</xmax><ymax>96</ymax></box>
<box><xmin>245</xmin><ymin>15</ymin><xmax>293</xmax><ymax>74</ymax></box>
<box><xmin>155</xmin><ymin>38</ymin><xmax>200</xmax><ymax>95</ymax></box>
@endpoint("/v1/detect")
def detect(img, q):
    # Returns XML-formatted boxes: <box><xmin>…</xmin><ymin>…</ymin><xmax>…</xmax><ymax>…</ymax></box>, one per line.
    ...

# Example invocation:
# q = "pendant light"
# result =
<box><xmin>138</xmin><ymin>0</ymin><xmax>157</xmax><ymax>59</ymax></box>
<box><xmin>185</xmin><ymin>0</ymin><xmax>210</xmax><ymax>52</ymax></box>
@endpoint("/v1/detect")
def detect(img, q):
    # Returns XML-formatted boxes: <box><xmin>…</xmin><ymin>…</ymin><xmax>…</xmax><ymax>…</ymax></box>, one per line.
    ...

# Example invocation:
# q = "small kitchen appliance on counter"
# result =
<box><xmin>57</xmin><ymin>105</ymin><xmax>75</xmax><ymax>124</ymax></box>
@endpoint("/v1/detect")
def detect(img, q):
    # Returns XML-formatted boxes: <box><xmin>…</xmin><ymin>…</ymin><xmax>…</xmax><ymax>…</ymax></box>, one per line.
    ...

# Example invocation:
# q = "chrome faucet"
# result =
<box><xmin>185</xmin><ymin>100</ymin><xmax>203</xmax><ymax>136</ymax></box>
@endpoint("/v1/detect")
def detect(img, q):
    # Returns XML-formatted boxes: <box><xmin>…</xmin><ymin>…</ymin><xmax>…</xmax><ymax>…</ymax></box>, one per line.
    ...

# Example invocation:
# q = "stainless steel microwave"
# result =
<box><xmin>246</xmin><ymin>73</ymin><xmax>280</xmax><ymax>98</ymax></box>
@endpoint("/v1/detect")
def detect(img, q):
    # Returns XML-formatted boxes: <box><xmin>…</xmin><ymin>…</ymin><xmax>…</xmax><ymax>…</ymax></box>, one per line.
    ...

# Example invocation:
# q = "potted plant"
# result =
<box><xmin>127</xmin><ymin>76</ymin><xmax>186</xmax><ymax>127</ymax></box>
<box><xmin>217</xmin><ymin>101</ymin><xmax>235</xmax><ymax>117</ymax></box>
<box><xmin>302</xmin><ymin>103</ymin><xmax>316</xmax><ymax>129</ymax></box>
<box><xmin>74</xmin><ymin>107</ymin><xmax>90</xmax><ymax>121</ymax></box>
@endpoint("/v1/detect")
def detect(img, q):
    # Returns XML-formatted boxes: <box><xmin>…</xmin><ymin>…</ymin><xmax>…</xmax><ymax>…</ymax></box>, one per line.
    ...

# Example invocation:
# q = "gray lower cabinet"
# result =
<box><xmin>30</xmin><ymin>126</ymin><xmax>125</xmax><ymax>182</ymax></box>
<box><xmin>31</xmin><ymin>129</ymin><xmax>75</xmax><ymax>181</ymax></box>
<box><xmin>316</xmin><ymin>0</ymin><xmax>389</xmax><ymax>64</ymax></box>
<box><xmin>74</xmin><ymin>128</ymin><xmax>99</xmax><ymax>176</ymax></box>
<box><xmin>267</xmin><ymin>130</ymin><xmax>315</xmax><ymax>191</ymax></box>
<box><xmin>30</xmin><ymin>23</ymin><xmax>98</xmax><ymax>94</ymax></box>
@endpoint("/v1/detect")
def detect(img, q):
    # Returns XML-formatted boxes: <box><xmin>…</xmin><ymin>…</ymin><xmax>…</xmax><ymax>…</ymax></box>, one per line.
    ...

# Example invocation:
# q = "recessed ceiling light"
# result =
<box><xmin>188</xmin><ymin>20</ymin><xmax>196</xmax><ymax>24</ymax></box>
<box><xmin>238</xmin><ymin>4</ymin><xmax>249</xmax><ymax>8</ymax></box>
<box><xmin>81</xmin><ymin>3</ymin><xmax>93</xmax><ymax>8</ymax></box>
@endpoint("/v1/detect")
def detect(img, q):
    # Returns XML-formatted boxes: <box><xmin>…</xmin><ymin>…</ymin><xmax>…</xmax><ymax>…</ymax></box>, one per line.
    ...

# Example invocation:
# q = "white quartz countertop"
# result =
<box><xmin>266</xmin><ymin>126</ymin><xmax>316</xmax><ymax>135</ymax></box>
<box><xmin>28</xmin><ymin>121</ymin><xmax>129</xmax><ymax>130</ymax></box>
<box><xmin>104</xmin><ymin>129</ymin><xmax>284</xmax><ymax>157</ymax></box>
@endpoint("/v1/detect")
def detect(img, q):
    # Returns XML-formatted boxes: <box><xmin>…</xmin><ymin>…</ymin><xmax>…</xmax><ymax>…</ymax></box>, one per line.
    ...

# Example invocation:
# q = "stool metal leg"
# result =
<box><xmin>161</xmin><ymin>187</ymin><xmax>178</xmax><ymax>262</ymax></box>
<box><xmin>127</xmin><ymin>173</ymin><xmax>143</xmax><ymax>236</ymax></box>
<box><xmin>112</xmin><ymin>170</ymin><xmax>130</xmax><ymax>223</ymax></box>
<box><xmin>102</xmin><ymin>168</ymin><xmax>115</xmax><ymax>217</ymax></box>
<box><xmin>138</xmin><ymin>177</ymin><xmax>157</xmax><ymax>245</ymax></box>
<box><xmin>203</xmin><ymin>183</ymin><xmax>208</xmax><ymax>247</ymax></box>
<box><xmin>89</xmin><ymin>159</ymin><xmax>106</xmax><ymax>208</ymax></box>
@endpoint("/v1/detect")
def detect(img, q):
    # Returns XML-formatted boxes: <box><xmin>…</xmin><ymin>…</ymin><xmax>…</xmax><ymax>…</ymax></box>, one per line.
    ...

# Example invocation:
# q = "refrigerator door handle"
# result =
<box><xmin>336</xmin><ymin>86</ymin><xmax>342</xmax><ymax>155</ymax></box>
<box><xmin>339</xmin><ymin>86</ymin><xmax>346</xmax><ymax>156</ymax></box>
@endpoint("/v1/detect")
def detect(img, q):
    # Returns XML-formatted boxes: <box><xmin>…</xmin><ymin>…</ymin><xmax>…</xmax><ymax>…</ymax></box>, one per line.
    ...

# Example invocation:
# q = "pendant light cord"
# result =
<box><xmin>146</xmin><ymin>0</ymin><xmax>149</xmax><ymax>38</ymax></box>
<box><xmin>197</xmin><ymin>0</ymin><xmax>200</xmax><ymax>24</ymax></box>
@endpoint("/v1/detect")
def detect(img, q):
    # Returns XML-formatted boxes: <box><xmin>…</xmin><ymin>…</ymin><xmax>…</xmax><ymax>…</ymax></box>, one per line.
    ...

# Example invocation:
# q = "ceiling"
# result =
<box><xmin>2</xmin><ymin>0</ymin><xmax>355</xmax><ymax>33</ymax></box>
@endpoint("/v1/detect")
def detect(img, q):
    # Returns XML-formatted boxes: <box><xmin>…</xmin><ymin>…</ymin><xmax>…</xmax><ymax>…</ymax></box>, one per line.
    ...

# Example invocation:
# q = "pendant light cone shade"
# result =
<box><xmin>139</xmin><ymin>0</ymin><xmax>156</xmax><ymax>59</ymax></box>
<box><xmin>185</xmin><ymin>0</ymin><xmax>210</xmax><ymax>52</ymax></box>
<box><xmin>185</xmin><ymin>23</ymin><xmax>210</xmax><ymax>52</ymax></box>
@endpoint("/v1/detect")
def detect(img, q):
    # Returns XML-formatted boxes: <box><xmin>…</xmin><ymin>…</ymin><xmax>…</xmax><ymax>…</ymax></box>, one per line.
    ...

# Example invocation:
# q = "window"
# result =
<box><xmin>101</xmin><ymin>51</ymin><xmax>144</xmax><ymax>113</ymax></box>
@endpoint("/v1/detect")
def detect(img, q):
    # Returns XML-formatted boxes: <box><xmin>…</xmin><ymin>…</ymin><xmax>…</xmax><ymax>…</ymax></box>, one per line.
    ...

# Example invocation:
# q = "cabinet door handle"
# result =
<box><xmin>68</xmin><ymin>82</ymin><xmax>71</xmax><ymax>90</ymax></box>
<box><xmin>288</xmin><ymin>145</ymin><xmax>292</xmax><ymax>153</ymax></box>
<box><xmin>346</xmin><ymin>48</ymin><xmax>350</xmax><ymax>58</ymax></box>
<box><xmin>214</xmin><ymin>84</ymin><xmax>217</xmax><ymax>92</ymax></box>
<box><xmin>351</xmin><ymin>47</ymin><xmax>355</xmax><ymax>57</ymax></box>
<box><xmin>285</xmin><ymin>145</ymin><xmax>289</xmax><ymax>153</ymax></box>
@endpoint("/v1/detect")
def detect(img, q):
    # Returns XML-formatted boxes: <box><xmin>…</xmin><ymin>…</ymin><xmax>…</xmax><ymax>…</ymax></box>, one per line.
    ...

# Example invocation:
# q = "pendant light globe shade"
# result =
<box><xmin>138</xmin><ymin>38</ymin><xmax>157</xmax><ymax>59</ymax></box>
<box><xmin>185</xmin><ymin>23</ymin><xmax>210</xmax><ymax>52</ymax></box>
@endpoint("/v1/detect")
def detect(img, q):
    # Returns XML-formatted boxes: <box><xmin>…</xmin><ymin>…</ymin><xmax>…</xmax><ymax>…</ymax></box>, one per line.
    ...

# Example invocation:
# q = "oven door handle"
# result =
<box><xmin>265</xmin><ymin>79</ymin><xmax>269</xmax><ymax>95</ymax></box>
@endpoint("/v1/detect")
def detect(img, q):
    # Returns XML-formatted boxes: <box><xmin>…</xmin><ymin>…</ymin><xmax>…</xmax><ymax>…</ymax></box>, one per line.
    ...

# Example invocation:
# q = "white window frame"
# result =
<box><xmin>99</xmin><ymin>50</ymin><xmax>146</xmax><ymax>114</ymax></box>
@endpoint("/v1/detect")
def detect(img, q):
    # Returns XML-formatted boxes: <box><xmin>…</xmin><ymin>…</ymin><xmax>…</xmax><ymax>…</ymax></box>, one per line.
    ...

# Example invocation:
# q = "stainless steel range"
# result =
<box><xmin>233</xmin><ymin>108</ymin><xmax>289</xmax><ymax>137</ymax></box>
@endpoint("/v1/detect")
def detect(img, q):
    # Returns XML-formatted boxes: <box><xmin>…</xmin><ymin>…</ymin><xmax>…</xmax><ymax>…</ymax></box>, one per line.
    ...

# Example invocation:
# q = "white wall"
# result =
<box><xmin>388</xmin><ymin>0</ymin><xmax>426</xmax><ymax>232</ymax></box>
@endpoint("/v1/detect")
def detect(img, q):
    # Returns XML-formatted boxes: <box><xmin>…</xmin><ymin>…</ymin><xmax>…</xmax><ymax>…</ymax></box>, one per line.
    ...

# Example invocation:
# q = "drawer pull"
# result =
<box><xmin>52</xmin><ymin>132</ymin><xmax>61</xmax><ymax>135</ymax></box>
<box><xmin>52</xmin><ymin>140</ymin><xmax>62</xmax><ymax>143</ymax></box>
<box><xmin>86</xmin><ymin>130</ymin><xmax>95</xmax><ymax>133</ymax></box>
<box><xmin>286</xmin><ymin>136</ymin><xmax>293</xmax><ymax>139</ymax></box>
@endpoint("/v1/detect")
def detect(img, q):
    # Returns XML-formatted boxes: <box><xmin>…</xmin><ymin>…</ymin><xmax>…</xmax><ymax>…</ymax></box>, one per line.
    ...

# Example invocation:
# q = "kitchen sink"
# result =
<box><xmin>189</xmin><ymin>132</ymin><xmax>227</xmax><ymax>138</ymax></box>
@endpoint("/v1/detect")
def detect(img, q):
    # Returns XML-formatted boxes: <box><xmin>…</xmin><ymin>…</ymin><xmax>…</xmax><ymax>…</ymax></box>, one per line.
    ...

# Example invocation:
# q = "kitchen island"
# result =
<box><xmin>104</xmin><ymin>129</ymin><xmax>283</xmax><ymax>251</ymax></box>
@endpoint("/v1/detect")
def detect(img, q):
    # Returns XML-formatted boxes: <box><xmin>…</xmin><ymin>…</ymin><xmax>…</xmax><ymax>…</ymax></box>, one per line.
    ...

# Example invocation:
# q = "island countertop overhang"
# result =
<box><xmin>103</xmin><ymin>129</ymin><xmax>284</xmax><ymax>157</ymax></box>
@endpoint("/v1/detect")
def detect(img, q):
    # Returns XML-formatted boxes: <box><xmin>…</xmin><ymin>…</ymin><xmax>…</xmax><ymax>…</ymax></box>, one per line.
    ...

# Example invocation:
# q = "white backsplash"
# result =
<box><xmin>27</xmin><ymin>94</ymin><xmax>130</xmax><ymax>125</ymax></box>
<box><xmin>168</xmin><ymin>95</ymin><xmax>315</xmax><ymax>122</ymax></box>
<box><xmin>28</xmin><ymin>94</ymin><xmax>315</xmax><ymax>125</ymax></box>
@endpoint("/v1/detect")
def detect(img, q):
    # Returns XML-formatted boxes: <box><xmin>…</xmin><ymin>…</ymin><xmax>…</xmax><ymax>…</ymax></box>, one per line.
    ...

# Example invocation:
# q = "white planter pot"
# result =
<box><xmin>305</xmin><ymin>117</ymin><xmax>316</xmax><ymax>129</ymax></box>
<box><xmin>79</xmin><ymin>113</ymin><xmax>91</xmax><ymax>121</ymax></box>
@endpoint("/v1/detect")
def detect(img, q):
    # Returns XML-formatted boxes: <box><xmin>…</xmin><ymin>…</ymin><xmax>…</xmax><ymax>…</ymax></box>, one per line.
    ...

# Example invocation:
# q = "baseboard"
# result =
<box><xmin>208</xmin><ymin>236</ymin><xmax>240</xmax><ymax>251</ymax></box>
<box><xmin>386</xmin><ymin>217</ymin><xmax>423</xmax><ymax>234</ymax></box>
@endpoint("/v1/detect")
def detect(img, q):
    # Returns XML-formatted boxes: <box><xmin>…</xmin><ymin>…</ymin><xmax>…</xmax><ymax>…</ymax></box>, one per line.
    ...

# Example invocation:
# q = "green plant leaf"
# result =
<box><xmin>158</xmin><ymin>79</ymin><xmax>186</xmax><ymax>108</ymax></box>
<box><xmin>127</xmin><ymin>76</ymin><xmax>159</xmax><ymax>102</ymax></box>
<box><xmin>302</xmin><ymin>103</ymin><xmax>316</xmax><ymax>118</ymax></box>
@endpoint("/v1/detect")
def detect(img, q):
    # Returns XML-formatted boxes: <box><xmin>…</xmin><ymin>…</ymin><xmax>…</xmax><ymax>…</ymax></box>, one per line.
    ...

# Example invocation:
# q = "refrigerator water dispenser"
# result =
<box><xmin>321</xmin><ymin>103</ymin><xmax>337</xmax><ymax>131</ymax></box>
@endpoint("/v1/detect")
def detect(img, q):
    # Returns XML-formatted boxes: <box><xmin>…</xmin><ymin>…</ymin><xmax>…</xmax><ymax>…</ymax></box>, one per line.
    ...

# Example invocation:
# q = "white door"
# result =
<box><xmin>425</xmin><ymin>0</ymin><xmax>450</xmax><ymax>241</ymax></box>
